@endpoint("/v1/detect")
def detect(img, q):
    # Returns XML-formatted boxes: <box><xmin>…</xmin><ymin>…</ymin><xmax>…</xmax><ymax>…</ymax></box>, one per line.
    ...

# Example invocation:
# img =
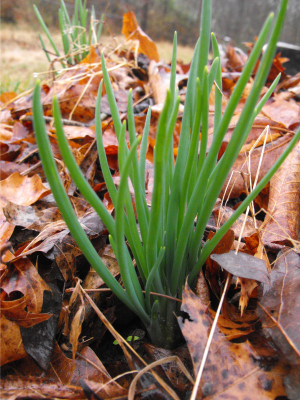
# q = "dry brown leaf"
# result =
<box><xmin>258</xmin><ymin>248</ymin><xmax>300</xmax><ymax>363</ymax></box>
<box><xmin>178</xmin><ymin>284</ymin><xmax>287</xmax><ymax>399</ymax></box>
<box><xmin>214</xmin><ymin>206</ymin><xmax>261</xmax><ymax>238</ymax></box>
<box><xmin>220</xmin><ymin>133</ymin><xmax>294</xmax><ymax>199</ymax></box>
<box><xmin>262</xmin><ymin>96</ymin><xmax>300</xmax><ymax>129</ymax></box>
<box><xmin>122</xmin><ymin>11</ymin><xmax>159</xmax><ymax>62</ymax></box>
<box><xmin>258</xmin><ymin>248</ymin><xmax>300</xmax><ymax>399</ymax></box>
<box><xmin>69</xmin><ymin>305</ymin><xmax>85</xmax><ymax>361</ymax></box>
<box><xmin>0</xmin><ymin>173</ymin><xmax>50</xmax><ymax>249</ymax></box>
<box><xmin>0</xmin><ymin>315</ymin><xmax>27</xmax><ymax>366</ymax></box>
<box><xmin>262</xmin><ymin>139</ymin><xmax>300</xmax><ymax>246</ymax></box>
<box><xmin>0</xmin><ymin>257</ymin><xmax>52</xmax><ymax>366</ymax></box>
<box><xmin>205</xmin><ymin>229</ymin><xmax>234</xmax><ymax>298</ymax></box>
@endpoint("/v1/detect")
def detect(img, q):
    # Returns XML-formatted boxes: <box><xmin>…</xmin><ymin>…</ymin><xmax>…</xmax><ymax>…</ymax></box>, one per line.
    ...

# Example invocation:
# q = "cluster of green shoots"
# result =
<box><xmin>33</xmin><ymin>0</ymin><xmax>299</xmax><ymax>349</ymax></box>
<box><xmin>34</xmin><ymin>0</ymin><xmax>104</xmax><ymax>66</ymax></box>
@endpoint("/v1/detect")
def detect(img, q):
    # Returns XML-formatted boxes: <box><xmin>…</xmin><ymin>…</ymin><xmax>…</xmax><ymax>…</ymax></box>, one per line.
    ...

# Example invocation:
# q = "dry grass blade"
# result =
<box><xmin>128</xmin><ymin>356</ymin><xmax>194</xmax><ymax>400</ymax></box>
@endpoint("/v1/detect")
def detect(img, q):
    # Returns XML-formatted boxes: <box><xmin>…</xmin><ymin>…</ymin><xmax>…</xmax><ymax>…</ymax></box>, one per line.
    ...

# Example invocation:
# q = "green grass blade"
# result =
<box><xmin>146</xmin><ymin>92</ymin><xmax>172</xmax><ymax>271</ymax></box>
<box><xmin>32</xmin><ymin>82</ymin><xmax>135</xmax><ymax>313</ymax></box>
<box><xmin>97</xmin><ymin>13</ymin><xmax>105</xmax><ymax>42</ymax></box>
<box><xmin>145</xmin><ymin>246</ymin><xmax>165</xmax><ymax>313</ymax></box>
<box><xmin>139</xmin><ymin>107</ymin><xmax>151</xmax><ymax>194</ymax></box>
<box><xmin>52</xmin><ymin>94</ymin><xmax>115</xmax><ymax>234</ymax></box>
<box><xmin>202</xmin><ymin>2</ymin><xmax>288</xmax><ymax>228</ymax></box>
<box><xmin>38</xmin><ymin>34</ymin><xmax>52</xmax><ymax>64</ymax></box>
<box><xmin>59</xmin><ymin>8</ymin><xmax>72</xmax><ymax>64</ymax></box>
<box><xmin>34</xmin><ymin>5</ymin><xmax>61</xmax><ymax>58</ymax></box>
<box><xmin>197</xmin><ymin>66</ymin><xmax>209</xmax><ymax>175</ymax></box>
<box><xmin>211</xmin><ymin>33</ymin><xmax>223</xmax><ymax>135</ymax></box>
<box><xmin>60</xmin><ymin>0</ymin><xmax>71</xmax><ymax>26</ymax></box>
<box><xmin>203</xmin><ymin>13</ymin><xmax>273</xmax><ymax>176</ymax></box>
<box><xmin>117</xmin><ymin>121</ymin><xmax>147</xmax><ymax>278</ymax></box>
<box><xmin>95</xmin><ymin>82</ymin><xmax>118</xmax><ymax>205</ymax></box>
<box><xmin>127</xmin><ymin>91</ymin><xmax>149</xmax><ymax>246</ymax></box>
<box><xmin>101</xmin><ymin>53</ymin><xmax>122</xmax><ymax>138</ymax></box>
<box><xmin>115</xmin><ymin>133</ymin><xmax>150</xmax><ymax>325</ymax></box>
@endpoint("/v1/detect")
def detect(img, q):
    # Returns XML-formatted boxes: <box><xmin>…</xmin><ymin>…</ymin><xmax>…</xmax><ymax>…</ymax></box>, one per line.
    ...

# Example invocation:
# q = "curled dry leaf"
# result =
<box><xmin>0</xmin><ymin>257</ymin><xmax>52</xmax><ymax>366</ymax></box>
<box><xmin>69</xmin><ymin>305</ymin><xmax>85</xmax><ymax>361</ymax></box>
<box><xmin>122</xmin><ymin>11</ymin><xmax>160</xmax><ymax>62</ymax></box>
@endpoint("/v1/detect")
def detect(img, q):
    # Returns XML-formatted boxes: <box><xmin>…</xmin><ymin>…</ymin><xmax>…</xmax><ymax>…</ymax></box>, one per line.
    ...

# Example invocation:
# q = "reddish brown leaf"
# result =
<box><xmin>205</xmin><ymin>229</ymin><xmax>234</xmax><ymax>298</ymax></box>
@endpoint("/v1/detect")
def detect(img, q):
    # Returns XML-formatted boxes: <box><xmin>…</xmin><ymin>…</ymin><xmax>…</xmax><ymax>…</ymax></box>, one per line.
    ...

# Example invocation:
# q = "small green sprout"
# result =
<box><xmin>113</xmin><ymin>336</ymin><xmax>140</xmax><ymax>346</ymax></box>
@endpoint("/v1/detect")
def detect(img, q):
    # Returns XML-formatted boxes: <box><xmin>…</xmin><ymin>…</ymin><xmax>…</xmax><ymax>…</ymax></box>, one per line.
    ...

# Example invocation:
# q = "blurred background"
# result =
<box><xmin>1</xmin><ymin>0</ymin><xmax>300</xmax><ymax>45</ymax></box>
<box><xmin>1</xmin><ymin>0</ymin><xmax>300</xmax><ymax>93</ymax></box>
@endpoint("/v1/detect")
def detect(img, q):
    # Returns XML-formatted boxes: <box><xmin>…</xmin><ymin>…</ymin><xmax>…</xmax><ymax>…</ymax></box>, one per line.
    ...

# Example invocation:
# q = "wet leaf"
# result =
<box><xmin>210</xmin><ymin>250</ymin><xmax>270</xmax><ymax>284</ymax></box>
<box><xmin>178</xmin><ymin>284</ymin><xmax>287</xmax><ymax>399</ymax></box>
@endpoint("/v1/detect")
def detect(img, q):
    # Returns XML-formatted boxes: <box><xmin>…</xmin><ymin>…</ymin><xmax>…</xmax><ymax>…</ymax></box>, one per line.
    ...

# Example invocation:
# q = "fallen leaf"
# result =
<box><xmin>122</xmin><ymin>11</ymin><xmax>159</xmax><ymax>62</ymax></box>
<box><xmin>262</xmin><ymin>139</ymin><xmax>300</xmax><ymax>245</ymax></box>
<box><xmin>0</xmin><ymin>257</ymin><xmax>52</xmax><ymax>366</ymax></box>
<box><xmin>178</xmin><ymin>284</ymin><xmax>286</xmax><ymax>399</ymax></box>
<box><xmin>262</xmin><ymin>96</ymin><xmax>300</xmax><ymax>129</ymax></box>
<box><xmin>258</xmin><ymin>248</ymin><xmax>300</xmax><ymax>400</ymax></box>
<box><xmin>258</xmin><ymin>247</ymin><xmax>300</xmax><ymax>371</ymax></box>
<box><xmin>205</xmin><ymin>229</ymin><xmax>234</xmax><ymax>298</ymax></box>
<box><xmin>210</xmin><ymin>251</ymin><xmax>270</xmax><ymax>284</ymax></box>
<box><xmin>220</xmin><ymin>133</ymin><xmax>294</xmax><ymax>199</ymax></box>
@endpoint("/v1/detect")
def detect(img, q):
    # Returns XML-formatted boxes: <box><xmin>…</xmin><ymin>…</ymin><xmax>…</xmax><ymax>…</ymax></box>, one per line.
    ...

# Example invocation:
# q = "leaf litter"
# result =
<box><xmin>1</xmin><ymin>10</ymin><xmax>300</xmax><ymax>400</ymax></box>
